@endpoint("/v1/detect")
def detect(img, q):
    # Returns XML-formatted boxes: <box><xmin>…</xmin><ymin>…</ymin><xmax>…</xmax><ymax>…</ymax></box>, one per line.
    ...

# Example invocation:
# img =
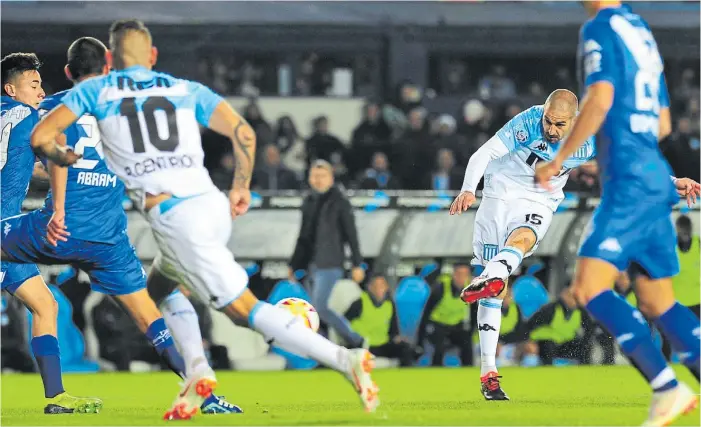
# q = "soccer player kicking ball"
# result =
<box><xmin>31</xmin><ymin>19</ymin><xmax>379</xmax><ymax>420</ymax></box>
<box><xmin>450</xmin><ymin>89</ymin><xmax>597</xmax><ymax>400</ymax></box>
<box><xmin>1</xmin><ymin>38</ymin><xmax>241</xmax><ymax>415</ymax></box>
<box><xmin>1</xmin><ymin>52</ymin><xmax>101</xmax><ymax>414</ymax></box>
<box><xmin>536</xmin><ymin>2</ymin><xmax>700</xmax><ymax>425</ymax></box>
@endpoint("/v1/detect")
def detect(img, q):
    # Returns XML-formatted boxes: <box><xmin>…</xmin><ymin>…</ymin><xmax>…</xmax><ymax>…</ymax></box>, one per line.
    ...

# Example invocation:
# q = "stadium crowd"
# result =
<box><xmin>197</xmin><ymin>62</ymin><xmax>700</xmax><ymax>195</ymax></box>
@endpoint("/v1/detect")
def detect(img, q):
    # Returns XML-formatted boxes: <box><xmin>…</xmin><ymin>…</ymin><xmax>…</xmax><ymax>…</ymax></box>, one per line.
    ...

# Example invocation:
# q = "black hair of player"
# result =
<box><xmin>67</xmin><ymin>37</ymin><xmax>107</xmax><ymax>81</ymax></box>
<box><xmin>1</xmin><ymin>53</ymin><xmax>41</xmax><ymax>95</ymax></box>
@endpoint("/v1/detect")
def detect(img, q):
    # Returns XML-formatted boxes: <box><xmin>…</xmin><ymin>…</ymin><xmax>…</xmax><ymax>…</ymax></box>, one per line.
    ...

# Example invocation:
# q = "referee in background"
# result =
<box><xmin>288</xmin><ymin>160</ymin><xmax>366</xmax><ymax>348</ymax></box>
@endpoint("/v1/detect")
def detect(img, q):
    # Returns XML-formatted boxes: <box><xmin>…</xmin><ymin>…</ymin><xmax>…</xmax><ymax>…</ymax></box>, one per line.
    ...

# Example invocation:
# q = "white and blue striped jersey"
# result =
<box><xmin>58</xmin><ymin>66</ymin><xmax>224</xmax><ymax>209</ymax></box>
<box><xmin>483</xmin><ymin>105</ymin><xmax>597</xmax><ymax>211</ymax></box>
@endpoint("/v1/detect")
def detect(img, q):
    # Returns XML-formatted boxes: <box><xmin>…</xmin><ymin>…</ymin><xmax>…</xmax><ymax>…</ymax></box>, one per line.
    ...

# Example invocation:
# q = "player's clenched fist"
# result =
<box><xmin>449</xmin><ymin>191</ymin><xmax>476</xmax><ymax>215</ymax></box>
<box><xmin>229</xmin><ymin>188</ymin><xmax>252</xmax><ymax>219</ymax></box>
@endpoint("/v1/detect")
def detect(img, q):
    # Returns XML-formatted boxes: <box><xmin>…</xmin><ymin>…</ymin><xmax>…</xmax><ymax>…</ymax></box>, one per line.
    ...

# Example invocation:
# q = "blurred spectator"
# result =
<box><xmin>552</xmin><ymin>67</ymin><xmax>575</xmax><ymax>92</ymax></box>
<box><xmin>662</xmin><ymin>117</ymin><xmax>700</xmax><ymax>182</ymax></box>
<box><xmin>503</xmin><ymin>103</ymin><xmax>523</xmax><ymax>122</ymax></box>
<box><xmin>433</xmin><ymin>114</ymin><xmax>472</xmax><ymax>166</ymax></box>
<box><xmin>251</xmin><ymin>145</ymin><xmax>300</xmax><ymax>191</ymax></box>
<box><xmin>210</xmin><ymin>153</ymin><xmax>235</xmax><ymax>191</ymax></box>
<box><xmin>344</xmin><ymin>275</ymin><xmax>418</xmax><ymax>366</ymax></box>
<box><xmin>424</xmin><ymin>148</ymin><xmax>464</xmax><ymax>191</ymax></box>
<box><xmin>396</xmin><ymin>81</ymin><xmax>423</xmax><ymax>113</ymax></box>
<box><xmin>288</xmin><ymin>161</ymin><xmax>365</xmax><ymax>348</ymax></box>
<box><xmin>418</xmin><ymin>263</ymin><xmax>476</xmax><ymax>367</ymax></box>
<box><xmin>567</xmin><ymin>161</ymin><xmax>600</xmax><ymax>194</ymax></box>
<box><xmin>459</xmin><ymin>99</ymin><xmax>499</xmax><ymax>145</ymax></box>
<box><xmin>329</xmin><ymin>151</ymin><xmax>351</xmax><ymax>189</ymax></box>
<box><xmin>673</xmin><ymin>68</ymin><xmax>699</xmax><ymax>104</ymax></box>
<box><xmin>394</xmin><ymin>107</ymin><xmax>432</xmax><ymax>189</ymax></box>
<box><xmin>478</xmin><ymin>65</ymin><xmax>516</xmax><ymax>100</ymax></box>
<box><xmin>243</xmin><ymin>101</ymin><xmax>274</xmax><ymax>147</ymax></box>
<box><xmin>528</xmin><ymin>82</ymin><xmax>546</xmax><ymax>98</ymax></box>
<box><xmin>356</xmin><ymin>152</ymin><xmax>401</xmax><ymax>190</ymax></box>
<box><xmin>273</xmin><ymin>116</ymin><xmax>307</xmax><ymax>178</ymax></box>
<box><xmin>306</xmin><ymin>116</ymin><xmax>346</xmax><ymax>169</ymax></box>
<box><xmin>350</xmin><ymin>101</ymin><xmax>392</xmax><ymax>175</ymax></box>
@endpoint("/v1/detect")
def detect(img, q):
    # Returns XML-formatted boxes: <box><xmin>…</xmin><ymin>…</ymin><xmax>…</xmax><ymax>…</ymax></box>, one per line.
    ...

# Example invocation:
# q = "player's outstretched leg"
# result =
<box><xmin>13</xmin><ymin>275</ymin><xmax>102</xmax><ymax>414</ymax></box>
<box><xmin>113</xmin><ymin>289</ymin><xmax>214</xmax><ymax>420</ymax></box>
<box><xmin>159</xmin><ymin>290</ymin><xmax>243</xmax><ymax>414</ymax></box>
<box><xmin>147</xmin><ymin>267</ymin><xmax>243</xmax><ymax>414</ymax></box>
<box><xmin>573</xmin><ymin>258</ymin><xmax>697</xmax><ymax>426</ymax></box>
<box><xmin>221</xmin><ymin>290</ymin><xmax>380</xmax><ymax>412</ymax></box>
<box><xmin>462</xmin><ymin>227</ymin><xmax>534</xmax><ymax>303</ymax></box>
<box><xmin>635</xmin><ymin>276</ymin><xmax>701</xmax><ymax>382</ymax></box>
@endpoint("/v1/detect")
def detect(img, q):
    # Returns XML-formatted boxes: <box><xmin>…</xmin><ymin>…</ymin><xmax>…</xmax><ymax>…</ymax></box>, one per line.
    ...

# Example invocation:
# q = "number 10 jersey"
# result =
<box><xmin>59</xmin><ymin>65</ymin><xmax>224</xmax><ymax>211</ymax></box>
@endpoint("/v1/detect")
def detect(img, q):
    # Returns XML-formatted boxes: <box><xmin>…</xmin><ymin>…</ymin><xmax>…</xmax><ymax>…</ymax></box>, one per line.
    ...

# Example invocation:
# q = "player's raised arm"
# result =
<box><xmin>206</xmin><ymin>100</ymin><xmax>257</xmax><ymax>217</ymax></box>
<box><xmin>536</xmin><ymin>22</ymin><xmax>617</xmax><ymax>188</ymax></box>
<box><xmin>30</xmin><ymin>105</ymin><xmax>82</xmax><ymax>166</ymax></box>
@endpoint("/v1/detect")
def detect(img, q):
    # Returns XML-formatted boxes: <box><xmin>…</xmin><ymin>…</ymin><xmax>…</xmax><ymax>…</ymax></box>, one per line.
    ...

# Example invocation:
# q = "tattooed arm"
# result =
<box><xmin>207</xmin><ymin>101</ymin><xmax>257</xmax><ymax>217</ymax></box>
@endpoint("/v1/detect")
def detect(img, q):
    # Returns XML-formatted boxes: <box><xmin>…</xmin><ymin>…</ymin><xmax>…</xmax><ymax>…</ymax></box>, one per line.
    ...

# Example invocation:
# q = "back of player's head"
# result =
<box><xmin>1</xmin><ymin>52</ymin><xmax>41</xmax><ymax>95</ymax></box>
<box><xmin>66</xmin><ymin>37</ymin><xmax>107</xmax><ymax>81</ymax></box>
<box><xmin>108</xmin><ymin>19</ymin><xmax>154</xmax><ymax>69</ymax></box>
<box><xmin>544</xmin><ymin>89</ymin><xmax>579</xmax><ymax>116</ymax></box>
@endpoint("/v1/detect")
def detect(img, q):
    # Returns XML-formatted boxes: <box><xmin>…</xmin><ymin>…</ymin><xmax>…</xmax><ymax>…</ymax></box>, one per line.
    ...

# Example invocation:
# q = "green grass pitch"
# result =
<box><xmin>2</xmin><ymin>366</ymin><xmax>699</xmax><ymax>426</ymax></box>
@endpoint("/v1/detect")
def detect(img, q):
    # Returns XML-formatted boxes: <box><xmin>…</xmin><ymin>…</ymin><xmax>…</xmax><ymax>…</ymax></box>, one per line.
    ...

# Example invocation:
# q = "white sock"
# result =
<box><xmin>160</xmin><ymin>290</ymin><xmax>210</xmax><ymax>376</ymax></box>
<box><xmin>478</xmin><ymin>297</ymin><xmax>503</xmax><ymax>376</ymax></box>
<box><xmin>483</xmin><ymin>246</ymin><xmax>524</xmax><ymax>279</ymax></box>
<box><xmin>249</xmin><ymin>301</ymin><xmax>349</xmax><ymax>373</ymax></box>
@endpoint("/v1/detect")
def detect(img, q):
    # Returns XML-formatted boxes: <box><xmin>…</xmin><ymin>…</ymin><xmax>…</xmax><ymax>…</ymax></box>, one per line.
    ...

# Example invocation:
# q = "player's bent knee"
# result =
<box><xmin>220</xmin><ymin>289</ymin><xmax>259</xmax><ymax>327</ymax></box>
<box><xmin>14</xmin><ymin>276</ymin><xmax>57</xmax><ymax>317</ymax></box>
<box><xmin>146</xmin><ymin>267</ymin><xmax>180</xmax><ymax>306</ymax></box>
<box><xmin>507</xmin><ymin>227</ymin><xmax>538</xmax><ymax>252</ymax></box>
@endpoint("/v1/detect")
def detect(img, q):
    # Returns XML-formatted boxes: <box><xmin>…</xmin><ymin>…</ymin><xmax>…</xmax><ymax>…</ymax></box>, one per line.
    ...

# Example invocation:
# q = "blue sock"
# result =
<box><xmin>146</xmin><ymin>318</ymin><xmax>186</xmax><ymax>378</ymax></box>
<box><xmin>586</xmin><ymin>290</ymin><xmax>678</xmax><ymax>392</ymax></box>
<box><xmin>655</xmin><ymin>303</ymin><xmax>701</xmax><ymax>377</ymax></box>
<box><xmin>31</xmin><ymin>335</ymin><xmax>65</xmax><ymax>398</ymax></box>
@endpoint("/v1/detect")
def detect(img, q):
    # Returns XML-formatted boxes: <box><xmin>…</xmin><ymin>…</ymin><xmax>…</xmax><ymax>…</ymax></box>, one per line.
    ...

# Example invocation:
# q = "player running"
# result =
<box><xmin>31</xmin><ymin>20</ymin><xmax>379</xmax><ymax>420</ymax></box>
<box><xmin>449</xmin><ymin>90</ymin><xmax>596</xmax><ymax>400</ymax></box>
<box><xmin>535</xmin><ymin>2</ymin><xmax>700</xmax><ymax>425</ymax></box>
<box><xmin>1</xmin><ymin>52</ymin><xmax>101</xmax><ymax>414</ymax></box>
<box><xmin>1</xmin><ymin>37</ymin><xmax>241</xmax><ymax>416</ymax></box>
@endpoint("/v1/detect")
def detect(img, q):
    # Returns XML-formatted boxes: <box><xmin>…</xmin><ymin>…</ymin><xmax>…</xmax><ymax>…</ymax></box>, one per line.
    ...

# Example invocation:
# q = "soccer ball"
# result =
<box><xmin>275</xmin><ymin>297</ymin><xmax>320</xmax><ymax>332</ymax></box>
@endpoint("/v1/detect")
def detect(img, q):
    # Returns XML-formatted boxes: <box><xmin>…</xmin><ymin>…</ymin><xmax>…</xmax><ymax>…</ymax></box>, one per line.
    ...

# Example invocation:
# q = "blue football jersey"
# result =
<box><xmin>39</xmin><ymin>90</ymin><xmax>127</xmax><ymax>244</ymax></box>
<box><xmin>579</xmin><ymin>4</ymin><xmax>676</xmax><ymax>207</ymax></box>
<box><xmin>58</xmin><ymin>66</ymin><xmax>224</xmax><ymax>210</ymax></box>
<box><xmin>1</xmin><ymin>96</ymin><xmax>39</xmax><ymax>218</ymax></box>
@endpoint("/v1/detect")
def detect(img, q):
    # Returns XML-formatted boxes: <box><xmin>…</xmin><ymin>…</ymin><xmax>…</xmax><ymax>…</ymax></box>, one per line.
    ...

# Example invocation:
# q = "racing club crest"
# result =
<box><xmin>515</xmin><ymin>129</ymin><xmax>528</xmax><ymax>143</ymax></box>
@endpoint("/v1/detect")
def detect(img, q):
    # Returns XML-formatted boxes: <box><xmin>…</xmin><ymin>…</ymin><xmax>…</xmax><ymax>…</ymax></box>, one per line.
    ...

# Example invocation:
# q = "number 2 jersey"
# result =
<box><xmin>579</xmin><ymin>4</ymin><xmax>676</xmax><ymax>212</ymax></box>
<box><xmin>461</xmin><ymin>105</ymin><xmax>597</xmax><ymax>212</ymax></box>
<box><xmin>39</xmin><ymin>90</ymin><xmax>126</xmax><ymax>244</ymax></box>
<box><xmin>58</xmin><ymin>66</ymin><xmax>224</xmax><ymax>210</ymax></box>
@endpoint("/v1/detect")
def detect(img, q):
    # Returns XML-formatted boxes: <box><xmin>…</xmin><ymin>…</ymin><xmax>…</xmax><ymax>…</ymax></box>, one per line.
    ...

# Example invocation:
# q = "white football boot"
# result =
<box><xmin>641</xmin><ymin>382</ymin><xmax>698</xmax><ymax>426</ymax></box>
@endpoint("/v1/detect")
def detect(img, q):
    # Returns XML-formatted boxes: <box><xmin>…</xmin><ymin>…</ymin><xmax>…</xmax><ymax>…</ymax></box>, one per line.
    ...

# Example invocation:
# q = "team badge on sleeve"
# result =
<box><xmin>515</xmin><ymin>129</ymin><xmax>528</xmax><ymax>143</ymax></box>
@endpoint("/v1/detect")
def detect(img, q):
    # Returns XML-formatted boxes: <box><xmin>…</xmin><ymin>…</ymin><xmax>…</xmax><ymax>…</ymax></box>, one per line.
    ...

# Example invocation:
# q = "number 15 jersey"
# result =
<box><xmin>59</xmin><ymin>66</ymin><xmax>224</xmax><ymax>210</ymax></box>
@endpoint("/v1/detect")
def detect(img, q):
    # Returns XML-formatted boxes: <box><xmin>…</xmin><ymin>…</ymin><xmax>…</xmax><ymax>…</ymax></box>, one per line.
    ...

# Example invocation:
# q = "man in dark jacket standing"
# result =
<box><xmin>289</xmin><ymin>160</ymin><xmax>366</xmax><ymax>348</ymax></box>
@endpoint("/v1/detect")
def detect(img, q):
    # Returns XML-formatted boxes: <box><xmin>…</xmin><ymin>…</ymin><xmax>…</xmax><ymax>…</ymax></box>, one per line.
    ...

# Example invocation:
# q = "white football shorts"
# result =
<box><xmin>471</xmin><ymin>196</ymin><xmax>554</xmax><ymax>267</ymax></box>
<box><xmin>148</xmin><ymin>190</ymin><xmax>249</xmax><ymax>309</ymax></box>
